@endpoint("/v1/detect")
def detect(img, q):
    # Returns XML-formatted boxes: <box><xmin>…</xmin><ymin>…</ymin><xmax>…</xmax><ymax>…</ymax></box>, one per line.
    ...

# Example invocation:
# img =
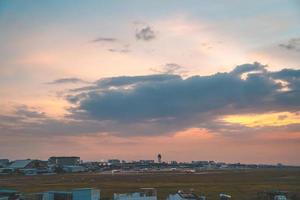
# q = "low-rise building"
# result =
<box><xmin>8</xmin><ymin>160</ymin><xmax>47</xmax><ymax>171</ymax></box>
<box><xmin>139</xmin><ymin>160</ymin><xmax>155</xmax><ymax>164</ymax></box>
<box><xmin>0</xmin><ymin>159</ymin><xmax>9</xmax><ymax>168</ymax></box>
<box><xmin>108</xmin><ymin>159</ymin><xmax>121</xmax><ymax>165</ymax></box>
<box><xmin>167</xmin><ymin>190</ymin><xmax>205</xmax><ymax>200</ymax></box>
<box><xmin>63</xmin><ymin>165</ymin><xmax>86</xmax><ymax>173</ymax></box>
<box><xmin>48</xmin><ymin>157</ymin><xmax>80</xmax><ymax>166</ymax></box>
<box><xmin>0</xmin><ymin>189</ymin><xmax>21</xmax><ymax>200</ymax></box>
<box><xmin>114</xmin><ymin>188</ymin><xmax>157</xmax><ymax>200</ymax></box>
<box><xmin>8</xmin><ymin>160</ymin><xmax>33</xmax><ymax>170</ymax></box>
<box><xmin>24</xmin><ymin>188</ymin><xmax>100</xmax><ymax>200</ymax></box>
<box><xmin>73</xmin><ymin>188</ymin><xmax>100</xmax><ymax>200</ymax></box>
<box><xmin>42</xmin><ymin>191</ymin><xmax>72</xmax><ymax>200</ymax></box>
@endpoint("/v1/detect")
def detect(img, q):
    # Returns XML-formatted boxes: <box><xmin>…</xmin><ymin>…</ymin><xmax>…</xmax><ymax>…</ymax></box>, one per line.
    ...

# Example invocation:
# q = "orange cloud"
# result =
<box><xmin>222</xmin><ymin>112</ymin><xmax>300</xmax><ymax>127</ymax></box>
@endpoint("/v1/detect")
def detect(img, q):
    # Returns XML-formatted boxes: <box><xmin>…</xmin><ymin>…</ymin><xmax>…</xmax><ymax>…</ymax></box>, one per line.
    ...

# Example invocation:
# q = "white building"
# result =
<box><xmin>167</xmin><ymin>190</ymin><xmax>206</xmax><ymax>200</ymax></box>
<box><xmin>114</xmin><ymin>188</ymin><xmax>157</xmax><ymax>200</ymax></box>
<box><xmin>73</xmin><ymin>188</ymin><xmax>100</xmax><ymax>200</ymax></box>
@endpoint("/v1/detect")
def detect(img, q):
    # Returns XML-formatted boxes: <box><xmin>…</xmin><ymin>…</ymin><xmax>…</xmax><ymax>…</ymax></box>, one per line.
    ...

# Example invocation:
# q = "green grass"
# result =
<box><xmin>1</xmin><ymin>169</ymin><xmax>300</xmax><ymax>200</ymax></box>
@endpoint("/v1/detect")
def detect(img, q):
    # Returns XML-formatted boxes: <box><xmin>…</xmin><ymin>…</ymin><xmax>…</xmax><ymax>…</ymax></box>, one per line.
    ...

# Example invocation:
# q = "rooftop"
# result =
<box><xmin>9</xmin><ymin>160</ymin><xmax>32</xmax><ymax>169</ymax></box>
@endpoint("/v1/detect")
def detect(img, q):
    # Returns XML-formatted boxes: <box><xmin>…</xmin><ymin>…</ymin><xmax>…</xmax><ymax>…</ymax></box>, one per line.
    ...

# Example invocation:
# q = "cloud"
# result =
<box><xmin>107</xmin><ymin>44</ymin><xmax>130</xmax><ymax>53</ymax></box>
<box><xmin>277</xmin><ymin>114</ymin><xmax>288</xmax><ymax>120</ymax></box>
<box><xmin>95</xmin><ymin>74</ymin><xmax>180</xmax><ymax>88</ymax></box>
<box><xmin>47</xmin><ymin>78</ymin><xmax>88</xmax><ymax>84</ymax></box>
<box><xmin>279</xmin><ymin>38</ymin><xmax>300</xmax><ymax>52</ymax></box>
<box><xmin>150</xmin><ymin>63</ymin><xmax>188</xmax><ymax>75</ymax></box>
<box><xmin>2</xmin><ymin>63</ymin><xmax>300</xmax><ymax>138</ymax></box>
<box><xmin>62</xmin><ymin>62</ymin><xmax>300</xmax><ymax>136</ymax></box>
<box><xmin>230</xmin><ymin>62</ymin><xmax>267</xmax><ymax>75</ymax></box>
<box><xmin>91</xmin><ymin>37</ymin><xmax>117</xmax><ymax>43</ymax></box>
<box><xmin>15</xmin><ymin>105</ymin><xmax>46</xmax><ymax>118</ymax></box>
<box><xmin>135</xmin><ymin>26</ymin><xmax>156</xmax><ymax>41</ymax></box>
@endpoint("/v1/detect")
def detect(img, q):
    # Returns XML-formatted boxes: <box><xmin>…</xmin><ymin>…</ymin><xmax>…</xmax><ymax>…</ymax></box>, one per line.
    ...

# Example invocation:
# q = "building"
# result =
<box><xmin>108</xmin><ymin>159</ymin><xmax>121</xmax><ymax>165</ymax></box>
<box><xmin>24</xmin><ymin>188</ymin><xmax>100</xmax><ymax>200</ymax></box>
<box><xmin>114</xmin><ymin>188</ymin><xmax>157</xmax><ymax>200</ymax></box>
<box><xmin>63</xmin><ymin>165</ymin><xmax>86</xmax><ymax>173</ymax></box>
<box><xmin>139</xmin><ymin>160</ymin><xmax>155</xmax><ymax>164</ymax></box>
<box><xmin>0</xmin><ymin>159</ymin><xmax>9</xmax><ymax>168</ymax></box>
<box><xmin>42</xmin><ymin>191</ymin><xmax>72</xmax><ymax>200</ymax></box>
<box><xmin>167</xmin><ymin>190</ymin><xmax>206</xmax><ymax>200</ymax></box>
<box><xmin>21</xmin><ymin>169</ymin><xmax>38</xmax><ymax>176</ymax></box>
<box><xmin>8</xmin><ymin>160</ymin><xmax>33</xmax><ymax>170</ymax></box>
<box><xmin>8</xmin><ymin>159</ymin><xmax>47</xmax><ymax>171</ymax></box>
<box><xmin>72</xmin><ymin>188</ymin><xmax>100</xmax><ymax>200</ymax></box>
<box><xmin>22</xmin><ymin>193</ymin><xmax>44</xmax><ymax>200</ymax></box>
<box><xmin>0</xmin><ymin>189</ymin><xmax>21</xmax><ymax>200</ymax></box>
<box><xmin>48</xmin><ymin>157</ymin><xmax>80</xmax><ymax>166</ymax></box>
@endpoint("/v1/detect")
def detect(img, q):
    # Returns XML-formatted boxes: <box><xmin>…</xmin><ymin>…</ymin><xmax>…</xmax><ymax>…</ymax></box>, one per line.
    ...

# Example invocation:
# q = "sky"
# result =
<box><xmin>0</xmin><ymin>0</ymin><xmax>300</xmax><ymax>165</ymax></box>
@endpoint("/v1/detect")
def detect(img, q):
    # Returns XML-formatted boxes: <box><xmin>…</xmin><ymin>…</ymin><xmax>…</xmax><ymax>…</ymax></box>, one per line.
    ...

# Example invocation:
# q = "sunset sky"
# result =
<box><xmin>0</xmin><ymin>0</ymin><xmax>300</xmax><ymax>165</ymax></box>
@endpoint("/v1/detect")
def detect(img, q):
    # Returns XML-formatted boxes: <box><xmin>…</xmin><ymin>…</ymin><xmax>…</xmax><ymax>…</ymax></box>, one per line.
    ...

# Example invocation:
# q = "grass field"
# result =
<box><xmin>1</xmin><ymin>169</ymin><xmax>300</xmax><ymax>200</ymax></box>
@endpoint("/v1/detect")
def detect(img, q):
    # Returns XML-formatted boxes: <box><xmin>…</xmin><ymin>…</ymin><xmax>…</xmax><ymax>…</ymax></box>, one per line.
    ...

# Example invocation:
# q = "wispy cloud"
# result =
<box><xmin>107</xmin><ymin>44</ymin><xmax>130</xmax><ymax>53</ymax></box>
<box><xmin>47</xmin><ymin>78</ymin><xmax>89</xmax><ymax>84</ymax></box>
<box><xmin>91</xmin><ymin>37</ymin><xmax>118</xmax><ymax>43</ymax></box>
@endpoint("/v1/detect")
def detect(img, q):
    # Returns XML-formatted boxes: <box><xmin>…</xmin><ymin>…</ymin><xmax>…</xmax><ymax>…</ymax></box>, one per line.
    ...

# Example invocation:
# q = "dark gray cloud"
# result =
<box><xmin>92</xmin><ymin>37</ymin><xmax>117</xmax><ymax>43</ymax></box>
<box><xmin>231</xmin><ymin>62</ymin><xmax>267</xmax><ymax>75</ymax></box>
<box><xmin>279</xmin><ymin>38</ymin><xmax>300</xmax><ymax>52</ymax></box>
<box><xmin>96</xmin><ymin>74</ymin><xmax>180</xmax><ymax>88</ymax></box>
<box><xmin>64</xmin><ymin>62</ymin><xmax>300</xmax><ymax>136</ymax></box>
<box><xmin>135</xmin><ymin>26</ymin><xmax>156</xmax><ymax>41</ymax></box>
<box><xmin>2</xmin><ymin>63</ymin><xmax>300</xmax><ymax>138</ymax></box>
<box><xmin>15</xmin><ymin>105</ymin><xmax>46</xmax><ymax>118</ymax></box>
<box><xmin>271</xmin><ymin>68</ymin><xmax>300</xmax><ymax>90</ymax></box>
<box><xmin>47</xmin><ymin>78</ymin><xmax>88</xmax><ymax>84</ymax></box>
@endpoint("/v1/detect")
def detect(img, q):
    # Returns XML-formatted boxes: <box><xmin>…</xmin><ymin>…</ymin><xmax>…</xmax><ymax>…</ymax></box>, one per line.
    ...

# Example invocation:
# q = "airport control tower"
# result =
<box><xmin>157</xmin><ymin>153</ymin><xmax>162</xmax><ymax>163</ymax></box>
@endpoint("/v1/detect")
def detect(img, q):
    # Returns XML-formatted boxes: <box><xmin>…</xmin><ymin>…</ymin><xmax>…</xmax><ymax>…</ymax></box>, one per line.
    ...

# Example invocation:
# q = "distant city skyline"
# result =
<box><xmin>0</xmin><ymin>0</ymin><xmax>300</xmax><ymax>165</ymax></box>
